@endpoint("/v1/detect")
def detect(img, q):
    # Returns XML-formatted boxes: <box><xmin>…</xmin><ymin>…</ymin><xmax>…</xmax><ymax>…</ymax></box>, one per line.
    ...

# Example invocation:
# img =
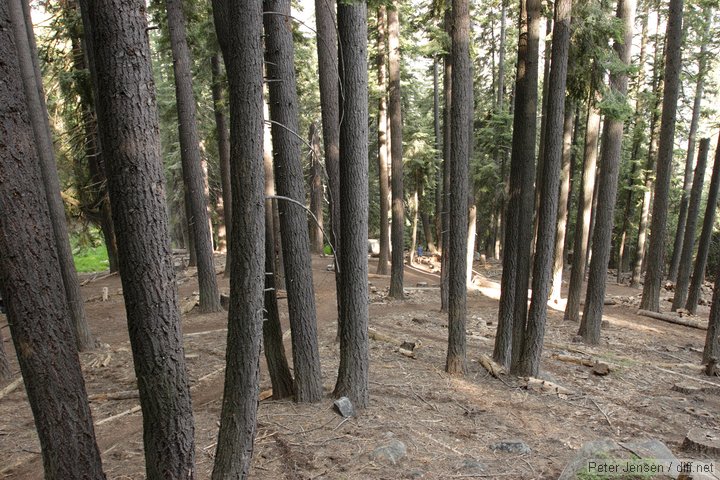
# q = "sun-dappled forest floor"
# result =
<box><xmin>1</xmin><ymin>253</ymin><xmax>719</xmax><ymax>479</ymax></box>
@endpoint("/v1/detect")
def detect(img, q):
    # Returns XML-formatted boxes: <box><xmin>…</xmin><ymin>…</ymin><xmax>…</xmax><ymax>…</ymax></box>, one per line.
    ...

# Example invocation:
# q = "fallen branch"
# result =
<box><xmin>368</xmin><ymin>328</ymin><xmax>400</xmax><ymax>346</ymax></box>
<box><xmin>637</xmin><ymin>309</ymin><xmax>707</xmax><ymax>330</ymax></box>
<box><xmin>0</xmin><ymin>377</ymin><xmax>23</xmax><ymax>400</ymax></box>
<box><xmin>95</xmin><ymin>405</ymin><xmax>142</xmax><ymax>426</ymax></box>
<box><xmin>552</xmin><ymin>353</ymin><xmax>595</xmax><ymax>368</ymax></box>
<box><xmin>654</xmin><ymin>366</ymin><xmax>720</xmax><ymax>389</ymax></box>
<box><xmin>525</xmin><ymin>377</ymin><xmax>575</xmax><ymax>396</ymax></box>
<box><xmin>89</xmin><ymin>390</ymin><xmax>139</xmax><ymax>402</ymax></box>
<box><xmin>184</xmin><ymin>328</ymin><xmax>228</xmax><ymax>338</ymax></box>
<box><xmin>478</xmin><ymin>354</ymin><xmax>505</xmax><ymax>378</ymax></box>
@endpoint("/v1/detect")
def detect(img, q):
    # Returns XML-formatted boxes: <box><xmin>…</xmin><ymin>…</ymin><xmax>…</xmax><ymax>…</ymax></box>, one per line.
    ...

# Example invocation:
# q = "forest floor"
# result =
<box><xmin>1</xmin><ymin>253</ymin><xmax>719</xmax><ymax>479</ymax></box>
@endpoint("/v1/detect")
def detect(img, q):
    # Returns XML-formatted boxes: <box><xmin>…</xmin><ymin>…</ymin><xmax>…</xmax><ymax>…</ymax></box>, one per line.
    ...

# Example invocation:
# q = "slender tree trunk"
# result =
<box><xmin>668</xmin><ymin>40</ymin><xmax>708</xmax><ymax>282</ymax></box>
<box><xmin>434</xmin><ymin>57</ymin><xmax>443</xmax><ymax>253</ymax></box>
<box><xmin>640</xmin><ymin>0</ymin><xmax>684</xmax><ymax>311</ymax></box>
<box><xmin>563</xmin><ymin>99</ymin><xmax>600</xmax><ymax>323</ymax></box>
<box><xmin>446</xmin><ymin>0</ymin><xmax>472</xmax><ymax>375</ymax></box>
<box><xmin>672</xmin><ymin>138</ymin><xmax>709</xmax><ymax>310</ymax></box>
<box><xmin>550</xmin><ymin>98</ymin><xmax>575</xmax><ymax>302</ymax></box>
<box><xmin>421</xmin><ymin>209</ymin><xmax>435</xmax><ymax>254</ymax></box>
<box><xmin>686</xmin><ymin>136</ymin><xmax>720</xmax><ymax>314</ymax></box>
<box><xmin>466</xmin><ymin>196</ymin><xmax>477</xmax><ymax>284</ymax></box>
<box><xmin>210</xmin><ymin>0</ymin><xmax>265</xmax><ymax>476</ymax></box>
<box><xmin>314</xmin><ymin>0</ymin><xmax>342</xmax><ymax>325</ymax></box>
<box><xmin>388</xmin><ymin>1</ymin><xmax>405</xmax><ymax>299</ymax></box>
<box><xmin>309</xmin><ymin>123</ymin><xmax>325</xmax><ymax>254</ymax></box>
<box><xmin>211</xmin><ymin>53</ymin><xmax>232</xmax><ymax>275</ymax></box>
<box><xmin>494</xmin><ymin>0</ymin><xmax>508</xmax><ymax>261</ymax></box>
<box><xmin>166</xmin><ymin>0</ymin><xmax>221</xmax><ymax>313</ymax></box>
<box><xmin>263</xmin><ymin>139</ymin><xmax>294</xmax><ymax>400</ymax></box>
<box><xmin>409</xmin><ymin>183</ymin><xmax>419</xmax><ymax>264</ymax></box>
<box><xmin>493</xmin><ymin>0</ymin><xmax>541</xmax><ymax>367</ymax></box>
<box><xmin>81</xmin><ymin>0</ymin><xmax>197</xmax><ymax>476</ymax></box>
<box><xmin>264</xmin><ymin>0</ymin><xmax>323</xmax><ymax>403</ymax></box>
<box><xmin>516</xmin><ymin>0</ymin><xmax>571</xmax><ymax>375</ymax></box>
<box><xmin>440</xmin><ymin>9</ymin><xmax>452</xmax><ymax>312</ymax></box>
<box><xmin>377</xmin><ymin>6</ymin><xmax>391</xmax><ymax>274</ymax></box>
<box><xmin>334</xmin><ymin>0</ymin><xmax>370</xmax><ymax>408</ymax></box>
<box><xmin>10</xmin><ymin>0</ymin><xmax>94</xmax><ymax>351</ymax></box>
<box><xmin>0</xmin><ymin>5</ymin><xmax>105</xmax><ymax>475</ymax></box>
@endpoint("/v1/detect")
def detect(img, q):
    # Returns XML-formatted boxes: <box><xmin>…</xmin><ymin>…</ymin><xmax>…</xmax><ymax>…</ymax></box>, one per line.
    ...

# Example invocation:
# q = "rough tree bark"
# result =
<box><xmin>578</xmin><ymin>0</ymin><xmax>635</xmax><ymax>344</ymax></box>
<box><xmin>388</xmin><ymin>0</ymin><xmax>405</xmax><ymax>299</ymax></box>
<box><xmin>703</xmin><ymin>260</ymin><xmax>720</xmax><ymax>365</ymax></box>
<box><xmin>334</xmin><ymin>0</ymin><xmax>370</xmax><ymax>408</ymax></box>
<box><xmin>166</xmin><ymin>0</ymin><xmax>221</xmax><ymax>313</ymax></box>
<box><xmin>264</xmin><ymin>0</ymin><xmax>323</xmax><ymax>403</ymax></box>
<box><xmin>0</xmin><ymin>4</ymin><xmax>105</xmax><ymax>475</ymax></box>
<box><xmin>10</xmin><ymin>0</ymin><xmax>94</xmax><ymax>351</ymax></box>
<box><xmin>640</xmin><ymin>0</ymin><xmax>684</xmax><ymax>311</ymax></box>
<box><xmin>516</xmin><ymin>0</ymin><xmax>571</xmax><ymax>376</ymax></box>
<box><xmin>687</xmin><ymin>136</ymin><xmax>720</xmax><ymax>314</ymax></box>
<box><xmin>80</xmin><ymin>0</ymin><xmax>197</xmax><ymax>476</ymax></box>
<box><xmin>377</xmin><ymin>5</ymin><xmax>391</xmax><ymax>274</ymax></box>
<box><xmin>308</xmin><ymin>122</ymin><xmax>324</xmax><ymax>255</ymax></box>
<box><xmin>440</xmin><ymin>8</ymin><xmax>452</xmax><ymax>312</ymax></box>
<box><xmin>211</xmin><ymin>53</ymin><xmax>232</xmax><ymax>273</ymax></box>
<box><xmin>672</xmin><ymin>138</ymin><xmax>709</xmax><ymax>311</ymax></box>
<box><xmin>210</xmin><ymin>0</ymin><xmax>265</xmax><ymax>477</ymax></box>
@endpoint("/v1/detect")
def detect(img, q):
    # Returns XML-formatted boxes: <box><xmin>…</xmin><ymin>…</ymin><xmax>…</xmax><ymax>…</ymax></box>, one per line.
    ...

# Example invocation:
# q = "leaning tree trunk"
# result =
<box><xmin>640</xmin><ymin>0</ymin><xmax>684</xmax><ymax>312</ymax></box>
<box><xmin>210</xmin><ymin>0</ymin><xmax>265</xmax><ymax>477</ymax></box>
<box><xmin>516</xmin><ymin>0</ymin><xmax>571</xmax><ymax>376</ymax></box>
<box><xmin>376</xmin><ymin>6</ymin><xmax>391</xmax><ymax>274</ymax></box>
<box><xmin>264</xmin><ymin>0</ymin><xmax>323</xmax><ymax>403</ymax></box>
<box><xmin>10</xmin><ymin>0</ymin><xmax>94</xmax><ymax>351</ymax></box>
<box><xmin>80</xmin><ymin>0</ymin><xmax>197</xmax><ymax>476</ymax></box>
<box><xmin>687</xmin><ymin>136</ymin><xmax>720</xmax><ymax>314</ymax></box>
<box><xmin>672</xmin><ymin>138</ymin><xmax>709</xmax><ymax>311</ymax></box>
<box><xmin>0</xmin><ymin>5</ymin><xmax>105</xmax><ymax>475</ymax></box>
<box><xmin>166</xmin><ymin>0</ymin><xmax>221</xmax><ymax>313</ymax></box>
<box><xmin>334</xmin><ymin>0</ymin><xmax>370</xmax><ymax>409</ymax></box>
<box><xmin>211</xmin><ymin>53</ymin><xmax>232</xmax><ymax>274</ymax></box>
<box><xmin>388</xmin><ymin>0</ymin><xmax>405</xmax><ymax>299</ymax></box>
<box><xmin>563</xmin><ymin>98</ymin><xmax>600</xmax><ymax>323</ymax></box>
<box><xmin>579</xmin><ymin>0</ymin><xmax>635</xmax><ymax>345</ymax></box>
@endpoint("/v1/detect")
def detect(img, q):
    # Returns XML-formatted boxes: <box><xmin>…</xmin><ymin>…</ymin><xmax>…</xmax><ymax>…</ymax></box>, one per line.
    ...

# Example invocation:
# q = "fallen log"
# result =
<box><xmin>636</xmin><ymin>309</ymin><xmax>707</xmax><ymax>330</ymax></box>
<box><xmin>89</xmin><ymin>390</ymin><xmax>139</xmax><ymax>402</ymax></box>
<box><xmin>524</xmin><ymin>377</ymin><xmax>575</xmax><ymax>396</ymax></box>
<box><xmin>478</xmin><ymin>354</ymin><xmax>505</xmax><ymax>378</ymax></box>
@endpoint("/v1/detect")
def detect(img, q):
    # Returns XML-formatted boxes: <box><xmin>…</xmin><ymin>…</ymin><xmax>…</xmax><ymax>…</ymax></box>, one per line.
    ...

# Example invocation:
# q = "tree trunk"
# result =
<box><xmin>421</xmin><ymin>210</ymin><xmax>435</xmax><ymax>255</ymax></box>
<box><xmin>377</xmin><ymin>6</ymin><xmax>391</xmax><ymax>274</ymax></box>
<box><xmin>466</xmin><ymin>198</ymin><xmax>477</xmax><ymax>284</ymax></box>
<box><xmin>211</xmin><ymin>53</ymin><xmax>232</xmax><ymax>275</ymax></box>
<box><xmin>686</xmin><ymin>136</ymin><xmax>720</xmax><ymax>314</ymax></box>
<box><xmin>210</xmin><ymin>0</ymin><xmax>265</xmax><ymax>477</ymax></box>
<box><xmin>314</xmin><ymin>0</ymin><xmax>342</xmax><ymax>326</ymax></box>
<box><xmin>0</xmin><ymin>5</ymin><xmax>105</xmax><ymax>475</ymax></box>
<box><xmin>493</xmin><ymin>0</ymin><xmax>541</xmax><ymax>367</ymax></box>
<box><xmin>166</xmin><ymin>0</ymin><xmax>221</xmax><ymax>313</ymax></box>
<box><xmin>81</xmin><ymin>0</ymin><xmax>197</xmax><ymax>476</ymax></box>
<box><xmin>563</xmin><ymin>99</ymin><xmax>600</xmax><ymax>323</ymax></box>
<box><xmin>446</xmin><ymin>0</ymin><xmax>472</xmax><ymax>375</ymax></box>
<box><xmin>578</xmin><ymin>0</ymin><xmax>635</xmax><ymax>344</ymax></box>
<box><xmin>668</xmin><ymin>32</ymin><xmax>708</xmax><ymax>282</ymax></box>
<box><xmin>263</xmin><ymin>140</ymin><xmax>295</xmax><ymax>400</ymax></box>
<box><xmin>309</xmin><ymin>123</ymin><xmax>325</xmax><ymax>254</ymax></box>
<box><xmin>334</xmin><ymin>0</ymin><xmax>370</xmax><ymax>408</ymax></box>
<box><xmin>409</xmin><ymin>184</ymin><xmax>419</xmax><ymax>264</ymax></box>
<box><xmin>702</xmin><ymin>258</ymin><xmax>720</xmax><ymax>364</ymax></box>
<box><xmin>440</xmin><ymin>8</ymin><xmax>452</xmax><ymax>313</ymax></box>
<box><xmin>264</xmin><ymin>0</ymin><xmax>323</xmax><ymax>403</ymax></box>
<box><xmin>516</xmin><ymin>0</ymin><xmax>571</xmax><ymax>376</ymax></box>
<box><xmin>10</xmin><ymin>0</ymin><xmax>94</xmax><ymax>352</ymax></box>
<box><xmin>672</xmin><ymin>138</ymin><xmax>710</xmax><ymax>310</ymax></box>
<box><xmin>388</xmin><ymin>1</ymin><xmax>405</xmax><ymax>299</ymax></box>
<box><xmin>640</xmin><ymin>0</ymin><xmax>684</xmax><ymax>312</ymax></box>
<box><xmin>433</xmin><ymin>57</ymin><xmax>443</xmax><ymax>253</ymax></box>
<box><xmin>550</xmin><ymin>98</ymin><xmax>575</xmax><ymax>302</ymax></box>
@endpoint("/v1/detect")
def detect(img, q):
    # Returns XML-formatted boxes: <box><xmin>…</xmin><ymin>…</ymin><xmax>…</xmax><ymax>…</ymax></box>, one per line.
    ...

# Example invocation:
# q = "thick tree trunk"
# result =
<box><xmin>314</xmin><ymin>0</ymin><xmax>342</xmax><ymax>326</ymax></box>
<box><xmin>672</xmin><ymin>138</ymin><xmax>710</xmax><ymax>310</ymax></box>
<box><xmin>550</xmin><ymin>98</ymin><xmax>575</xmax><ymax>302</ymax></box>
<box><xmin>309</xmin><ymin>123</ymin><xmax>325</xmax><ymax>254</ymax></box>
<box><xmin>686</xmin><ymin>137</ymin><xmax>720</xmax><ymax>314</ymax></box>
<box><xmin>640</xmin><ymin>0</ymin><xmax>684</xmax><ymax>312</ymax></box>
<box><xmin>516</xmin><ymin>0</ymin><xmax>571</xmax><ymax>376</ymax></box>
<box><xmin>81</xmin><ymin>0</ymin><xmax>197</xmax><ymax>476</ymax></box>
<box><xmin>578</xmin><ymin>0</ymin><xmax>635</xmax><ymax>345</ymax></box>
<box><xmin>446</xmin><ymin>0</ymin><xmax>472</xmax><ymax>375</ymax></box>
<box><xmin>166</xmin><ymin>0</ymin><xmax>221</xmax><ymax>313</ymax></box>
<box><xmin>210</xmin><ymin>0</ymin><xmax>265</xmax><ymax>477</ymax></box>
<box><xmin>0</xmin><ymin>6</ymin><xmax>105</xmax><ymax>475</ymax></box>
<box><xmin>264</xmin><ymin>0</ymin><xmax>323</xmax><ymax>403</ymax></box>
<box><xmin>388</xmin><ymin>1</ymin><xmax>405</xmax><ymax>299</ymax></box>
<box><xmin>376</xmin><ymin>6</ymin><xmax>391</xmax><ymax>274</ymax></box>
<box><xmin>563</xmin><ymin>100</ymin><xmax>600</xmax><ymax>323</ymax></box>
<box><xmin>493</xmin><ymin>0</ymin><xmax>540</xmax><ymax>367</ymax></box>
<box><xmin>211</xmin><ymin>53</ymin><xmax>232</xmax><ymax>273</ymax></box>
<box><xmin>10</xmin><ymin>0</ymin><xmax>94</xmax><ymax>351</ymax></box>
<box><xmin>334</xmin><ymin>0</ymin><xmax>370</xmax><ymax>408</ymax></box>
<box><xmin>703</xmin><ymin>260</ymin><xmax>720</xmax><ymax>364</ymax></box>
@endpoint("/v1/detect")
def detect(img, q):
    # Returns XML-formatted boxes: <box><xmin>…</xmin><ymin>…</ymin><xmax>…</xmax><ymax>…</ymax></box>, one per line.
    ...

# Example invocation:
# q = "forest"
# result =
<box><xmin>1</xmin><ymin>0</ymin><xmax>720</xmax><ymax>478</ymax></box>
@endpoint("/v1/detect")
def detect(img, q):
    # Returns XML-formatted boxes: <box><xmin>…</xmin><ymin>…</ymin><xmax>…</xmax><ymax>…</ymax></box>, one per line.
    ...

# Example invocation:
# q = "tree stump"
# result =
<box><xmin>682</xmin><ymin>428</ymin><xmax>720</xmax><ymax>456</ymax></box>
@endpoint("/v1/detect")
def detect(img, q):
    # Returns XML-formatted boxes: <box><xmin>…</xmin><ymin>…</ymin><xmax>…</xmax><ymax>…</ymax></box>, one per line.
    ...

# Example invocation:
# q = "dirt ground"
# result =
<box><xmin>1</xmin><ymin>253</ymin><xmax>719</xmax><ymax>479</ymax></box>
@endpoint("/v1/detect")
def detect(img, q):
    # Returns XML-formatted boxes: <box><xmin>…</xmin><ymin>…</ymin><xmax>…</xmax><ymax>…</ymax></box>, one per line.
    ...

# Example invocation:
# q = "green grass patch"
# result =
<box><xmin>73</xmin><ymin>244</ymin><xmax>109</xmax><ymax>273</ymax></box>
